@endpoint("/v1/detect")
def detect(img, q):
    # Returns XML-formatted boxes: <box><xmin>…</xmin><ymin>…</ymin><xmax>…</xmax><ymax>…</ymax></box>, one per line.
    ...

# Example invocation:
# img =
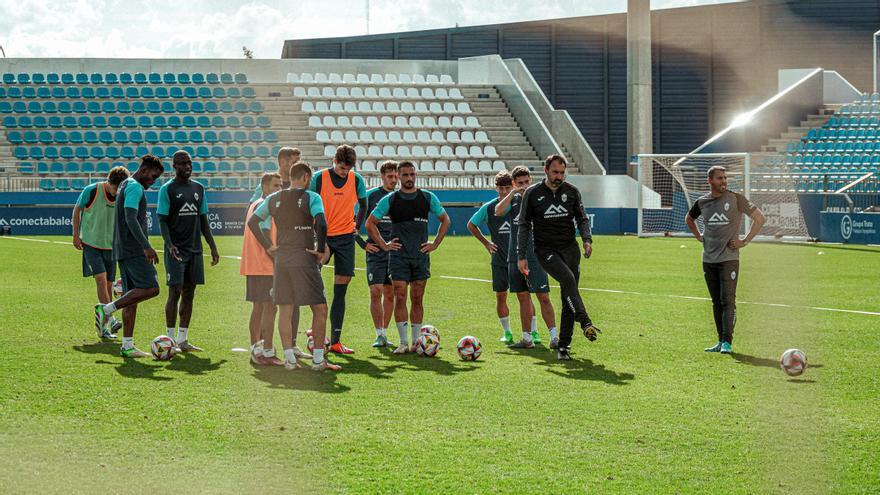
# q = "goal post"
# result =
<box><xmin>636</xmin><ymin>153</ymin><xmax>809</xmax><ymax>239</ymax></box>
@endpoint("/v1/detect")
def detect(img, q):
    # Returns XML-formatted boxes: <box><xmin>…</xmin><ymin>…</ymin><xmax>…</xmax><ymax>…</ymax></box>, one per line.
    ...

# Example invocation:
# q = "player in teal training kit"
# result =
<box><xmin>157</xmin><ymin>150</ymin><xmax>220</xmax><ymax>352</ymax></box>
<box><xmin>365</xmin><ymin>161</ymin><xmax>451</xmax><ymax>354</ymax></box>
<box><xmin>94</xmin><ymin>155</ymin><xmax>165</xmax><ymax>358</ymax></box>
<box><xmin>73</xmin><ymin>165</ymin><xmax>130</xmax><ymax>338</ymax></box>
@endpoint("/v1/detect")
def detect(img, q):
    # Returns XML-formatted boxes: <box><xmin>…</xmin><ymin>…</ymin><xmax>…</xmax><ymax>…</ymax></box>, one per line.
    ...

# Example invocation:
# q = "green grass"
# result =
<box><xmin>0</xmin><ymin>235</ymin><xmax>878</xmax><ymax>494</ymax></box>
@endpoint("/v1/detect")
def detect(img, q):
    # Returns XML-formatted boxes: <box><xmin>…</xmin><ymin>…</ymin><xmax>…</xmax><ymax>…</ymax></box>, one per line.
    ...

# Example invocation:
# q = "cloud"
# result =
<box><xmin>0</xmin><ymin>0</ymin><xmax>744</xmax><ymax>58</ymax></box>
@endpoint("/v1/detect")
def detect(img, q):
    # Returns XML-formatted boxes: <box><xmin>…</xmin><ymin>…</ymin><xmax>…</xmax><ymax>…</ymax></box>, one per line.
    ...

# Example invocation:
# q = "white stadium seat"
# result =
<box><xmin>406</xmin><ymin>88</ymin><xmax>420</xmax><ymax>99</ymax></box>
<box><xmin>446</xmin><ymin>131</ymin><xmax>460</xmax><ymax>143</ymax></box>
<box><xmin>463</xmin><ymin>161</ymin><xmax>478</xmax><ymax>172</ymax></box>
<box><xmin>440</xmin><ymin>146</ymin><xmax>454</xmax><ymax>158</ymax></box>
<box><xmin>359</xmin><ymin>130</ymin><xmax>373</xmax><ymax>141</ymax></box>
<box><xmin>467</xmin><ymin>116</ymin><xmax>480</xmax><ymax>128</ymax></box>
<box><xmin>425</xmin><ymin>145</ymin><xmax>439</xmax><ymax>156</ymax></box>
<box><xmin>438</xmin><ymin>116</ymin><xmax>452</xmax><ymax>127</ymax></box>
<box><xmin>330</xmin><ymin>102</ymin><xmax>343</xmax><ymax>113</ymax></box>
<box><xmin>393</xmin><ymin>88</ymin><xmax>406</xmax><ymax>99</ymax></box>
<box><xmin>379</xmin><ymin>87</ymin><xmax>392</xmax><ymax>99</ymax></box>
<box><xmin>365</xmin><ymin>87</ymin><xmax>379</xmax><ymax>98</ymax></box>
<box><xmin>316</xmin><ymin>101</ymin><xmax>330</xmax><ymax>112</ymax></box>
<box><xmin>362</xmin><ymin>160</ymin><xmax>377</xmax><ymax>171</ymax></box>
<box><xmin>372</xmin><ymin>102</ymin><xmax>386</xmax><ymax>113</ymax></box>
<box><xmin>409</xmin><ymin>116</ymin><xmax>423</xmax><ymax>128</ymax></box>
<box><xmin>426</xmin><ymin>74</ymin><xmax>440</xmax><ymax>85</ymax></box>
<box><xmin>435</xmin><ymin>160</ymin><xmax>449</xmax><ymax>172</ymax></box>
<box><xmin>308</xmin><ymin>87</ymin><xmax>321</xmax><ymax>98</ymax></box>
<box><xmin>485</xmin><ymin>145</ymin><xmax>499</xmax><ymax>158</ymax></box>
<box><xmin>382</xmin><ymin>145</ymin><xmax>396</xmax><ymax>156</ymax></box>
<box><xmin>301</xmin><ymin>101</ymin><xmax>315</xmax><ymax>113</ymax></box>
<box><xmin>457</xmin><ymin>102</ymin><xmax>472</xmax><ymax>113</ymax></box>
<box><xmin>329</xmin><ymin>73</ymin><xmax>342</xmax><ymax>84</ymax></box>
<box><xmin>401</xmin><ymin>102</ymin><xmax>415</xmax><ymax>114</ymax></box>
<box><xmin>336</xmin><ymin>87</ymin><xmax>350</xmax><ymax>98</ymax></box>
<box><xmin>322</xmin><ymin>87</ymin><xmax>335</xmax><ymax>98</ymax></box>
<box><xmin>440</xmin><ymin>74</ymin><xmax>454</xmax><ymax>84</ymax></box>
<box><xmin>475</xmin><ymin>131</ymin><xmax>489</xmax><ymax>143</ymax></box>
<box><xmin>368</xmin><ymin>145</ymin><xmax>381</xmax><ymax>156</ymax></box>
<box><xmin>385</xmin><ymin>74</ymin><xmax>398</xmax><ymax>84</ymax></box>
<box><xmin>415</xmin><ymin>102</ymin><xmax>429</xmax><ymax>113</ymax></box>
<box><xmin>286</xmin><ymin>73</ymin><xmax>300</xmax><ymax>83</ymax></box>
<box><xmin>374</xmin><ymin>131</ymin><xmax>388</xmax><ymax>143</ymax></box>
<box><xmin>435</xmin><ymin>88</ymin><xmax>449</xmax><ymax>99</ymax></box>
<box><xmin>461</xmin><ymin>131</ymin><xmax>475</xmax><ymax>143</ymax></box>
<box><xmin>449</xmin><ymin>160</ymin><xmax>463</xmax><ymax>171</ymax></box>
<box><xmin>344</xmin><ymin>102</ymin><xmax>357</xmax><ymax>113</ymax></box>
<box><xmin>493</xmin><ymin>160</ymin><xmax>506</xmax><ymax>171</ymax></box>
<box><xmin>449</xmin><ymin>88</ymin><xmax>463</xmax><ymax>99</ymax></box>
<box><xmin>316</xmin><ymin>130</ymin><xmax>331</xmax><ymax>142</ymax></box>
<box><xmin>413</xmin><ymin>146</ymin><xmax>426</xmax><ymax>158</ymax></box>
<box><xmin>417</xmin><ymin>131</ymin><xmax>431</xmax><ymax>142</ymax></box>
<box><xmin>478</xmin><ymin>160</ymin><xmax>492</xmax><ymax>172</ymax></box>
<box><xmin>380</xmin><ymin>116</ymin><xmax>394</xmax><ymax>127</ymax></box>
<box><xmin>301</xmin><ymin>73</ymin><xmax>315</xmax><ymax>84</ymax></box>
<box><xmin>452</xmin><ymin>116</ymin><xmax>466</xmax><ymax>128</ymax></box>
<box><xmin>315</xmin><ymin>73</ymin><xmax>328</xmax><ymax>83</ymax></box>
<box><xmin>431</xmin><ymin>131</ymin><xmax>444</xmax><ymax>143</ymax></box>
<box><xmin>337</xmin><ymin>116</ymin><xmax>351</xmax><ymax>127</ymax></box>
<box><xmin>455</xmin><ymin>146</ymin><xmax>469</xmax><ymax>158</ymax></box>
<box><xmin>352</xmin><ymin>116</ymin><xmax>366</xmax><ymax>127</ymax></box>
<box><xmin>351</xmin><ymin>87</ymin><xmax>364</xmax><ymax>98</ymax></box>
<box><xmin>388</xmin><ymin>131</ymin><xmax>402</xmax><ymax>142</ymax></box>
<box><xmin>413</xmin><ymin>74</ymin><xmax>426</xmax><ymax>85</ymax></box>
<box><xmin>308</xmin><ymin>116</ymin><xmax>322</xmax><ymax>127</ymax></box>
<box><xmin>399</xmin><ymin>74</ymin><xmax>413</xmax><ymax>84</ymax></box>
<box><xmin>429</xmin><ymin>102</ymin><xmax>443</xmax><ymax>114</ymax></box>
<box><xmin>343</xmin><ymin>73</ymin><xmax>357</xmax><ymax>84</ymax></box>
<box><xmin>420</xmin><ymin>160</ymin><xmax>433</xmax><ymax>171</ymax></box>
<box><xmin>293</xmin><ymin>87</ymin><xmax>307</xmax><ymax>97</ymax></box>
<box><xmin>403</xmin><ymin>131</ymin><xmax>417</xmax><ymax>143</ymax></box>
<box><xmin>421</xmin><ymin>88</ymin><xmax>435</xmax><ymax>99</ymax></box>
<box><xmin>357</xmin><ymin>74</ymin><xmax>370</xmax><ymax>84</ymax></box>
<box><xmin>322</xmin><ymin>116</ymin><xmax>336</xmax><ymax>127</ymax></box>
<box><xmin>358</xmin><ymin>102</ymin><xmax>371</xmax><ymax>113</ymax></box>
<box><xmin>394</xmin><ymin>116</ymin><xmax>409</xmax><ymax>127</ymax></box>
<box><xmin>469</xmin><ymin>146</ymin><xmax>484</xmax><ymax>158</ymax></box>
<box><xmin>443</xmin><ymin>102</ymin><xmax>457</xmax><ymax>113</ymax></box>
<box><xmin>370</xmin><ymin>74</ymin><xmax>384</xmax><ymax>84</ymax></box>
<box><xmin>324</xmin><ymin>145</ymin><xmax>335</xmax><ymax>156</ymax></box>
<box><xmin>355</xmin><ymin>145</ymin><xmax>367</xmax><ymax>156</ymax></box>
<box><xmin>330</xmin><ymin>130</ymin><xmax>344</xmax><ymax>142</ymax></box>
<box><xmin>424</xmin><ymin>116</ymin><xmax>438</xmax><ymax>127</ymax></box>
<box><xmin>398</xmin><ymin>145</ymin><xmax>411</xmax><ymax>157</ymax></box>
<box><xmin>387</xmin><ymin>102</ymin><xmax>401</xmax><ymax>113</ymax></box>
<box><xmin>345</xmin><ymin>130</ymin><xmax>358</xmax><ymax>142</ymax></box>
<box><xmin>367</xmin><ymin>116</ymin><xmax>381</xmax><ymax>128</ymax></box>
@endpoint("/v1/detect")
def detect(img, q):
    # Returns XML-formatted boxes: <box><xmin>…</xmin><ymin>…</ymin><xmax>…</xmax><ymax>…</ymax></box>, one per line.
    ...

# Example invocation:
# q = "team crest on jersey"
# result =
<box><xmin>195</xmin><ymin>192</ymin><xmax>199</xmax><ymax>201</ymax></box>
<box><xmin>724</xmin><ymin>202</ymin><xmax>730</xmax><ymax>211</ymax></box>
<box><xmin>561</xmin><ymin>193</ymin><xmax>567</xmax><ymax>202</ymax></box>
<box><xmin>298</xmin><ymin>197</ymin><xmax>304</xmax><ymax>208</ymax></box>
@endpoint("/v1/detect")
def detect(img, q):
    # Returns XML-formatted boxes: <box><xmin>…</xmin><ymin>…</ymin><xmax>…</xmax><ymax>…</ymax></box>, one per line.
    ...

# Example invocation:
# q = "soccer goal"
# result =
<box><xmin>636</xmin><ymin>153</ymin><xmax>809</xmax><ymax>239</ymax></box>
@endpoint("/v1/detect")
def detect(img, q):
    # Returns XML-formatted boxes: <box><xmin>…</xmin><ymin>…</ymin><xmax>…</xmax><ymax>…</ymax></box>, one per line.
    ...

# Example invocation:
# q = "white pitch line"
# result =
<box><xmin>3</xmin><ymin>235</ymin><xmax>879</xmax><ymax>317</ymax></box>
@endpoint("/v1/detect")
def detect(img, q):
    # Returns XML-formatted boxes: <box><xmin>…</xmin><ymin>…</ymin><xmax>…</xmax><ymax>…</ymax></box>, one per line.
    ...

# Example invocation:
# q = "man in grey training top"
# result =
<box><xmin>685</xmin><ymin>165</ymin><xmax>765</xmax><ymax>355</ymax></box>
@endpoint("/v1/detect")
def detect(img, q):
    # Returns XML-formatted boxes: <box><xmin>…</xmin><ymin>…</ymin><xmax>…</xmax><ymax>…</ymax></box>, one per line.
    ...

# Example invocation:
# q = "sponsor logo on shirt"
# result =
<box><xmin>179</xmin><ymin>202</ymin><xmax>199</xmax><ymax>216</ymax></box>
<box><xmin>544</xmin><ymin>204</ymin><xmax>568</xmax><ymax>218</ymax></box>
<box><xmin>176</xmin><ymin>193</ymin><xmax>183</xmax><ymax>198</ymax></box>
<box><xmin>707</xmin><ymin>212</ymin><xmax>729</xmax><ymax>225</ymax></box>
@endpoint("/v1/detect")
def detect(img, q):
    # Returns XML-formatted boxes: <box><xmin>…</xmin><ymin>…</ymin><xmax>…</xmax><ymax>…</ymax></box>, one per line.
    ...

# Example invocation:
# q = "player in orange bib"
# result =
<box><xmin>309</xmin><ymin>144</ymin><xmax>368</xmax><ymax>354</ymax></box>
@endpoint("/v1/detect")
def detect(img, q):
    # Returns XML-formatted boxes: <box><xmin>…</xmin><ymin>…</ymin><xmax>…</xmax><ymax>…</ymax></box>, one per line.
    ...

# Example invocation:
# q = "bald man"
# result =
<box><xmin>157</xmin><ymin>150</ymin><xmax>220</xmax><ymax>351</ymax></box>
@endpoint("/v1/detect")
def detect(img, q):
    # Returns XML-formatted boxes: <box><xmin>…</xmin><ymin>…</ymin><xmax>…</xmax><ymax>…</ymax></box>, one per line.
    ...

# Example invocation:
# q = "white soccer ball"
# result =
<box><xmin>151</xmin><ymin>335</ymin><xmax>176</xmax><ymax>361</ymax></box>
<box><xmin>112</xmin><ymin>278</ymin><xmax>123</xmax><ymax>298</ymax></box>
<box><xmin>419</xmin><ymin>324</ymin><xmax>440</xmax><ymax>342</ymax></box>
<box><xmin>456</xmin><ymin>336</ymin><xmax>482</xmax><ymax>361</ymax></box>
<box><xmin>415</xmin><ymin>334</ymin><xmax>440</xmax><ymax>357</ymax></box>
<box><xmin>306</xmin><ymin>329</ymin><xmax>329</xmax><ymax>352</ymax></box>
<box><xmin>780</xmin><ymin>348</ymin><xmax>807</xmax><ymax>376</ymax></box>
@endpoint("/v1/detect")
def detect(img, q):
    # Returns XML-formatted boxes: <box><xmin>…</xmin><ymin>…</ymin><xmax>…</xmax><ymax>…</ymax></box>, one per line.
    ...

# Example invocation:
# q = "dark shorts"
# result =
<box><xmin>246</xmin><ymin>275</ymin><xmax>273</xmax><ymax>303</ymax></box>
<box><xmin>118</xmin><ymin>255</ymin><xmax>159</xmax><ymax>292</ymax></box>
<box><xmin>164</xmin><ymin>249</ymin><xmax>205</xmax><ymax>286</ymax></box>
<box><xmin>327</xmin><ymin>234</ymin><xmax>355</xmax><ymax>277</ymax></box>
<box><xmin>390</xmin><ymin>254</ymin><xmax>430</xmax><ymax>282</ymax></box>
<box><xmin>491</xmin><ymin>263</ymin><xmax>509</xmax><ymax>292</ymax></box>
<box><xmin>82</xmin><ymin>245</ymin><xmax>115</xmax><ymax>279</ymax></box>
<box><xmin>508</xmin><ymin>261</ymin><xmax>551</xmax><ymax>294</ymax></box>
<box><xmin>366</xmin><ymin>252</ymin><xmax>392</xmax><ymax>286</ymax></box>
<box><xmin>273</xmin><ymin>263</ymin><xmax>326</xmax><ymax>306</ymax></box>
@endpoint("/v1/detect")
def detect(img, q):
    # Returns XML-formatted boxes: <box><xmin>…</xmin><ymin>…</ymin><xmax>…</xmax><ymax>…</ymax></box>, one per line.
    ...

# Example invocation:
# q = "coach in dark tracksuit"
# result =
<box><xmin>516</xmin><ymin>154</ymin><xmax>601</xmax><ymax>360</ymax></box>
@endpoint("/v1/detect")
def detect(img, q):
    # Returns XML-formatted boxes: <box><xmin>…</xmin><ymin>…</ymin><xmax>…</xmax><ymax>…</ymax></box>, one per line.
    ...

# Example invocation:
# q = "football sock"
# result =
<box><xmin>499</xmin><ymin>316</ymin><xmax>510</xmax><ymax>333</ymax></box>
<box><xmin>549</xmin><ymin>327</ymin><xmax>559</xmax><ymax>340</ymax></box>
<box><xmin>283</xmin><ymin>347</ymin><xmax>296</xmax><ymax>363</ymax></box>
<box><xmin>375</xmin><ymin>327</ymin><xmax>383</xmax><ymax>338</ymax></box>
<box><xmin>103</xmin><ymin>302</ymin><xmax>116</xmax><ymax>315</ymax></box>
<box><xmin>411</xmin><ymin>323</ymin><xmax>423</xmax><ymax>344</ymax></box>
<box><xmin>177</xmin><ymin>327</ymin><xmax>188</xmax><ymax>343</ymax></box>
<box><xmin>522</xmin><ymin>331</ymin><xmax>532</xmax><ymax>343</ymax></box>
<box><xmin>396</xmin><ymin>321</ymin><xmax>409</xmax><ymax>344</ymax></box>
<box><xmin>330</xmin><ymin>284</ymin><xmax>348</xmax><ymax>344</ymax></box>
<box><xmin>313</xmin><ymin>348</ymin><xmax>325</xmax><ymax>365</ymax></box>
<box><xmin>530</xmin><ymin>315</ymin><xmax>538</xmax><ymax>333</ymax></box>
<box><xmin>166</xmin><ymin>327</ymin><xmax>176</xmax><ymax>341</ymax></box>
<box><xmin>121</xmin><ymin>337</ymin><xmax>134</xmax><ymax>350</ymax></box>
<box><xmin>263</xmin><ymin>347</ymin><xmax>275</xmax><ymax>357</ymax></box>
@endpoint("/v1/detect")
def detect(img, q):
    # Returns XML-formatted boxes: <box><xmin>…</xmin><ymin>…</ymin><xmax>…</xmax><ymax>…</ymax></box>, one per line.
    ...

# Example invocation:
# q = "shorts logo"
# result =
<box><xmin>368</xmin><ymin>272</ymin><xmax>373</xmax><ymax>282</ymax></box>
<box><xmin>540</xmin><ymin>284</ymin><xmax>548</xmax><ymax>289</ymax></box>
<box><xmin>731</xmin><ymin>271</ymin><xmax>737</xmax><ymax>280</ymax></box>
<box><xmin>167</xmin><ymin>272</ymin><xmax>171</xmax><ymax>282</ymax></box>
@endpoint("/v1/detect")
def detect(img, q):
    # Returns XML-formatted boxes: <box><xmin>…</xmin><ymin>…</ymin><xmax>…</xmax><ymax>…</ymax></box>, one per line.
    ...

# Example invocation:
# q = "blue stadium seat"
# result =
<box><xmin>17</xmin><ymin>162</ymin><xmax>34</xmax><ymax>174</ymax></box>
<box><xmin>145</xmin><ymin>101</ymin><xmax>159</xmax><ymax>114</ymax></box>
<box><xmin>44</xmin><ymin>147</ymin><xmax>59</xmax><ymax>159</ymax></box>
<box><xmin>218</xmin><ymin>161</ymin><xmax>233</xmax><ymax>172</ymax></box>
<box><xmin>226</xmin><ymin>116</ymin><xmax>240</xmax><ymax>127</ymax></box>
<box><xmin>219</xmin><ymin>102</ymin><xmax>234</xmax><ymax>113</ymax></box>
<box><xmin>38</xmin><ymin>131</ymin><xmax>52</xmax><ymax>144</ymax></box>
<box><xmin>26</xmin><ymin>101</ymin><xmax>42</xmax><ymax>113</ymax></box>
<box><xmin>182</xmin><ymin>116</ymin><xmax>197</xmax><ymax>128</ymax></box>
<box><xmin>37</xmin><ymin>162</ymin><xmax>50</xmax><ymax>174</ymax></box>
<box><xmin>174</xmin><ymin>101</ymin><xmax>189</xmax><ymax>113</ymax></box>
<box><xmin>167</xmin><ymin>116</ymin><xmax>182</xmax><ymax>128</ymax></box>
<box><xmin>232</xmin><ymin>130</ymin><xmax>246</xmax><ymax>143</ymax></box>
<box><xmin>53</xmin><ymin>130</ymin><xmax>68</xmax><ymax>143</ymax></box>
<box><xmin>60</xmin><ymin>146</ymin><xmax>74</xmax><ymax>159</ymax></box>
<box><xmin>49</xmin><ymin>161</ymin><xmax>64</xmax><ymax>174</ymax></box>
<box><xmin>205</xmin><ymin>102</ymin><xmax>219</xmax><ymax>113</ymax></box>
<box><xmin>2</xmin><ymin>73</ymin><xmax>15</xmax><ymax>84</ymax></box>
<box><xmin>55</xmin><ymin>179</ymin><xmax>70</xmax><ymax>191</ymax></box>
<box><xmin>242</xmin><ymin>116</ymin><xmax>256</xmax><ymax>128</ymax></box>
<box><xmin>108</xmin><ymin>116</ymin><xmax>123</xmax><ymax>128</ymax></box>
<box><xmin>155</xmin><ymin>87</ymin><xmax>169</xmax><ymax>99</ymax></box>
<box><xmin>180</xmin><ymin>86</ymin><xmax>196</xmax><ymax>99</ymax></box>
<box><xmin>6</xmin><ymin>87</ymin><xmax>22</xmax><ymax>99</ymax></box>
<box><xmin>163</xmin><ymin>72</ymin><xmax>176</xmax><ymax>84</ymax></box>
<box><xmin>227</xmin><ymin>87</ymin><xmax>241</xmax><ymax>98</ymax></box>
<box><xmin>208</xmin><ymin>177</ymin><xmax>224</xmax><ymax>190</ymax></box>
<box><xmin>118</xmin><ymin>72</ymin><xmax>133</xmax><ymax>84</ymax></box>
<box><xmin>90</xmin><ymin>73</ymin><xmax>103</xmax><ymax>84</ymax></box>
<box><xmin>29</xmin><ymin>147</ymin><xmax>44</xmax><ymax>159</ymax></box>
<box><xmin>121</xmin><ymin>146</ymin><xmax>136</xmax><ymax>159</ymax></box>
<box><xmin>3</xmin><ymin>116</ymin><xmax>16</xmax><ymax>127</ymax></box>
<box><xmin>202</xmin><ymin>161</ymin><xmax>217</xmax><ymax>173</ymax></box>
<box><xmin>37</xmin><ymin>87</ymin><xmax>51</xmax><ymax>98</ymax></box>
<box><xmin>68</xmin><ymin>131</ymin><xmax>83</xmax><ymax>144</ymax></box>
<box><xmin>133</xmin><ymin>72</ymin><xmax>147</xmax><ymax>84</ymax></box>
<box><xmin>124</xmin><ymin>86</ymin><xmax>139</xmax><ymax>99</ymax></box>
<box><xmin>248</xmin><ymin>161</ymin><xmax>262</xmax><ymax>172</ymax></box>
<box><xmin>241</xmin><ymin>147</ymin><xmax>256</xmax><ymax>159</ymax></box>
<box><xmin>226</xmin><ymin>178</ymin><xmax>240</xmax><ymax>190</ymax></box>
<box><xmin>71</xmin><ymin>178</ymin><xmax>88</xmax><ymax>190</ymax></box>
<box><xmin>87</xmin><ymin>101</ymin><xmax>101</xmax><ymax>112</ymax></box>
<box><xmin>256</xmin><ymin>116</ymin><xmax>270</xmax><ymax>128</ymax></box>
<box><xmin>17</xmin><ymin>73</ymin><xmax>30</xmax><ymax>84</ymax></box>
<box><xmin>7</xmin><ymin>131</ymin><xmax>23</xmax><ymax>144</ymax></box>
<box><xmin>256</xmin><ymin>146</ymin><xmax>270</xmax><ymax>158</ymax></box>
<box><xmin>22</xmin><ymin>86</ymin><xmax>37</xmax><ymax>98</ymax></box>
<box><xmin>40</xmin><ymin>179</ymin><xmax>54</xmax><ymax>191</ymax></box>
<box><xmin>23</xmin><ymin>131</ymin><xmax>37</xmax><ymax>144</ymax></box>
<box><xmin>148</xmin><ymin>72</ymin><xmax>162</xmax><ymax>84</ymax></box>
<box><xmin>65</xmin><ymin>162</ymin><xmax>80</xmax><ymax>174</ymax></box>
<box><xmin>234</xmin><ymin>73</ymin><xmax>248</xmax><ymax>84</ymax></box>
<box><xmin>31</xmin><ymin>73</ymin><xmax>45</xmax><ymax>84</ymax></box>
<box><xmin>75</xmin><ymin>73</ymin><xmax>88</xmax><ymax>84</ymax></box>
<box><xmin>192</xmin><ymin>73</ymin><xmax>206</xmax><ymax>84</ymax></box>
<box><xmin>206</xmin><ymin>73</ymin><xmax>220</xmax><ymax>84</ymax></box>
<box><xmin>220</xmin><ymin>73</ymin><xmax>233</xmax><ymax>84</ymax></box>
<box><xmin>212</xmin><ymin>147</ymin><xmax>226</xmax><ymax>159</ymax></box>
<box><xmin>191</xmin><ymin>102</ymin><xmax>205</xmax><ymax>113</ymax></box>
<box><xmin>161</xmin><ymin>101</ymin><xmax>175</xmax><ymax>113</ymax></box>
<box><xmin>195</xmin><ymin>146</ymin><xmax>210</xmax><ymax>158</ymax></box>
<box><xmin>242</xmin><ymin>87</ymin><xmax>256</xmax><ymax>99</ymax></box>
<box><xmin>170</xmin><ymin>86</ymin><xmax>183</xmax><ymax>99</ymax></box>
<box><xmin>14</xmin><ymin>147</ymin><xmax>28</xmax><ymax>159</ymax></box>
<box><xmin>74</xmin><ymin>146</ymin><xmax>89</xmax><ymax>159</ymax></box>
<box><xmin>105</xmin><ymin>72</ymin><xmax>119</xmax><ymax>84</ymax></box>
<box><xmin>250</xmin><ymin>102</ymin><xmax>264</xmax><ymax>113</ymax></box>
<box><xmin>141</xmin><ymin>87</ymin><xmax>155</xmax><ymax>98</ymax></box>
<box><xmin>0</xmin><ymin>87</ymin><xmax>6</xmax><ymax>98</ymax></box>
<box><xmin>177</xmin><ymin>73</ymin><xmax>190</xmax><ymax>84</ymax></box>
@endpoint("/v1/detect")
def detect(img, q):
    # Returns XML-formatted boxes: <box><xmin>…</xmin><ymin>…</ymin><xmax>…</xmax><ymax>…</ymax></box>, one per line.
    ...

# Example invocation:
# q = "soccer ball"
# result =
<box><xmin>112</xmin><ymin>278</ymin><xmax>123</xmax><ymax>298</ymax></box>
<box><xmin>780</xmin><ymin>348</ymin><xmax>807</xmax><ymax>376</ymax></box>
<box><xmin>456</xmin><ymin>336</ymin><xmax>482</xmax><ymax>361</ymax></box>
<box><xmin>419</xmin><ymin>324</ymin><xmax>440</xmax><ymax>342</ymax></box>
<box><xmin>415</xmin><ymin>334</ymin><xmax>440</xmax><ymax>357</ymax></box>
<box><xmin>151</xmin><ymin>335</ymin><xmax>176</xmax><ymax>361</ymax></box>
<box><xmin>306</xmin><ymin>329</ymin><xmax>329</xmax><ymax>352</ymax></box>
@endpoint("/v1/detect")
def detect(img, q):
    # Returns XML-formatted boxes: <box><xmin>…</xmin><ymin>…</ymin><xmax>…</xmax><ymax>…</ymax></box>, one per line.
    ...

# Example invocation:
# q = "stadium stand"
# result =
<box><xmin>750</xmin><ymin>94</ymin><xmax>880</xmax><ymax>194</ymax></box>
<box><xmin>0</xmin><ymin>69</ymin><xmax>545</xmax><ymax>191</ymax></box>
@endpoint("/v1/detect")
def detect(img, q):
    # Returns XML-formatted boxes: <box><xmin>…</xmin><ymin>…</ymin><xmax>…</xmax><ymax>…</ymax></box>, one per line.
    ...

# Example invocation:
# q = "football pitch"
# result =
<box><xmin>0</xmin><ymin>235</ymin><xmax>878</xmax><ymax>494</ymax></box>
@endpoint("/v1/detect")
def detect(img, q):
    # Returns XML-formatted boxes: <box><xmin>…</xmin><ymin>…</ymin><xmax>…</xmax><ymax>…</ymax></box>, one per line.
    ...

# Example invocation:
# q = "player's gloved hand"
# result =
<box><xmin>420</xmin><ymin>241</ymin><xmax>439</xmax><ymax>254</ymax></box>
<box><xmin>210</xmin><ymin>248</ymin><xmax>220</xmax><ymax>266</ymax></box>
<box><xmin>383</xmin><ymin>237</ymin><xmax>401</xmax><ymax>252</ymax></box>
<box><xmin>168</xmin><ymin>245</ymin><xmax>183</xmax><ymax>261</ymax></box>
<box><xmin>583</xmin><ymin>242</ymin><xmax>592</xmax><ymax>259</ymax></box>
<box><xmin>73</xmin><ymin>234</ymin><xmax>83</xmax><ymax>250</ymax></box>
<box><xmin>517</xmin><ymin>259</ymin><xmax>529</xmax><ymax>276</ymax></box>
<box><xmin>484</xmin><ymin>241</ymin><xmax>498</xmax><ymax>254</ymax></box>
<box><xmin>144</xmin><ymin>247</ymin><xmax>159</xmax><ymax>264</ymax></box>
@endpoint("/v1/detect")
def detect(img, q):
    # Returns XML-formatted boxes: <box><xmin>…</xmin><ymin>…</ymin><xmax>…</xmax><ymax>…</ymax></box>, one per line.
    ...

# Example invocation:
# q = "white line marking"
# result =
<box><xmin>3</xmin><ymin>235</ymin><xmax>879</xmax><ymax>317</ymax></box>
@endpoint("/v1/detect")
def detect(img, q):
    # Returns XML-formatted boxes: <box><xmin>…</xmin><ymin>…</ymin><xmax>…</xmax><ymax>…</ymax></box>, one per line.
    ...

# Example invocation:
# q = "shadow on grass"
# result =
<box><xmin>731</xmin><ymin>353</ymin><xmax>823</xmax><ymax>370</ymax></box>
<box><xmin>251</xmin><ymin>364</ymin><xmax>351</xmax><ymax>394</ymax></box>
<box><xmin>75</xmin><ymin>340</ymin><xmax>173</xmax><ymax>380</ymax></box>
<box><xmin>498</xmin><ymin>347</ymin><xmax>635</xmax><ymax>385</ymax></box>
<box><xmin>164</xmin><ymin>352</ymin><xmax>228</xmax><ymax>375</ymax></box>
<box><xmin>369</xmin><ymin>347</ymin><xmax>481</xmax><ymax>376</ymax></box>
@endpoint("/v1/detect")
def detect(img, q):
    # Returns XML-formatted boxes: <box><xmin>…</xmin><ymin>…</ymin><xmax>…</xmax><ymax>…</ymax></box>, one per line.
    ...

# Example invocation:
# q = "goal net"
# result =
<box><xmin>636</xmin><ymin>153</ymin><xmax>809</xmax><ymax>239</ymax></box>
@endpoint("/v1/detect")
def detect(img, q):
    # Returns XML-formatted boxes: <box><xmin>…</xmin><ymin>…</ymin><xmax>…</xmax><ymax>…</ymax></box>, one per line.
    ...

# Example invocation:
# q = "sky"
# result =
<box><xmin>0</xmin><ymin>0</ymin><xmax>743</xmax><ymax>59</ymax></box>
